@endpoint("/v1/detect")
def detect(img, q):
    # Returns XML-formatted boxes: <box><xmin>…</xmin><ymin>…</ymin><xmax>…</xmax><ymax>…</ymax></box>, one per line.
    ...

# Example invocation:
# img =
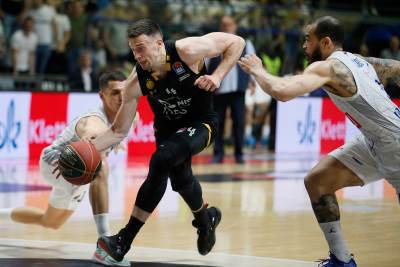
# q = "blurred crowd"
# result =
<box><xmin>0</xmin><ymin>0</ymin><xmax>399</xmax><ymax>157</ymax></box>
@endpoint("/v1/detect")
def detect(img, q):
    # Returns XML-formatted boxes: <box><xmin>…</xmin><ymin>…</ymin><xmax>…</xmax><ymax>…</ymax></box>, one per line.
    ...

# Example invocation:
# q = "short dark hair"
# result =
<box><xmin>127</xmin><ymin>18</ymin><xmax>162</xmax><ymax>39</ymax></box>
<box><xmin>99</xmin><ymin>71</ymin><xmax>126</xmax><ymax>90</ymax></box>
<box><xmin>313</xmin><ymin>16</ymin><xmax>344</xmax><ymax>46</ymax></box>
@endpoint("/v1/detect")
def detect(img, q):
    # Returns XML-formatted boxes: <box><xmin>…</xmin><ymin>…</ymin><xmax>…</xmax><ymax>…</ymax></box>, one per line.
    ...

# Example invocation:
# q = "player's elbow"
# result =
<box><xmin>272</xmin><ymin>88</ymin><xmax>291</xmax><ymax>102</ymax></box>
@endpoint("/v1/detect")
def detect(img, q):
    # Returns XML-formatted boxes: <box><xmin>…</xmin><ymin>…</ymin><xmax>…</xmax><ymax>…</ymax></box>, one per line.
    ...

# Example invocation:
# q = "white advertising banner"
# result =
<box><xmin>276</xmin><ymin>98</ymin><xmax>322</xmax><ymax>154</ymax></box>
<box><xmin>0</xmin><ymin>92</ymin><xmax>31</xmax><ymax>159</ymax></box>
<box><xmin>67</xmin><ymin>93</ymin><xmax>102</xmax><ymax>123</ymax></box>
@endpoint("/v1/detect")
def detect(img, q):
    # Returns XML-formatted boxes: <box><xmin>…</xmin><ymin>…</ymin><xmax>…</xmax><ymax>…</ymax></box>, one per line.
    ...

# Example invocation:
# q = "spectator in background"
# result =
<box><xmin>359</xmin><ymin>42</ymin><xmax>369</xmax><ymax>57</ymax></box>
<box><xmin>66</xmin><ymin>0</ymin><xmax>88</xmax><ymax>74</ymax></box>
<box><xmin>46</xmin><ymin>0</ymin><xmax>70</xmax><ymax>75</ymax></box>
<box><xmin>69</xmin><ymin>50</ymin><xmax>98</xmax><ymax>92</ymax></box>
<box><xmin>100</xmin><ymin>0</ymin><xmax>137</xmax><ymax>65</ymax></box>
<box><xmin>380</xmin><ymin>35</ymin><xmax>400</xmax><ymax>60</ymax></box>
<box><xmin>0</xmin><ymin>0</ymin><xmax>28</xmax><ymax>71</ymax></box>
<box><xmin>380</xmin><ymin>36</ymin><xmax>400</xmax><ymax>98</ymax></box>
<box><xmin>11</xmin><ymin>16</ymin><xmax>37</xmax><ymax>75</ymax></box>
<box><xmin>0</xmin><ymin>18</ymin><xmax>7</xmax><ymax>72</ymax></box>
<box><xmin>28</xmin><ymin>0</ymin><xmax>57</xmax><ymax>74</ymax></box>
<box><xmin>208</xmin><ymin>15</ymin><xmax>255</xmax><ymax>164</ymax></box>
<box><xmin>0</xmin><ymin>0</ymin><xmax>27</xmax><ymax>43</ymax></box>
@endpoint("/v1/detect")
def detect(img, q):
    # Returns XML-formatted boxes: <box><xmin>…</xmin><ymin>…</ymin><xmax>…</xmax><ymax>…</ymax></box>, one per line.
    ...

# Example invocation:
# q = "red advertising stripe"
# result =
<box><xmin>320</xmin><ymin>98</ymin><xmax>346</xmax><ymax>154</ymax></box>
<box><xmin>29</xmin><ymin>92</ymin><xmax>68</xmax><ymax>162</ymax></box>
<box><xmin>127</xmin><ymin>96</ymin><xmax>156</xmax><ymax>159</ymax></box>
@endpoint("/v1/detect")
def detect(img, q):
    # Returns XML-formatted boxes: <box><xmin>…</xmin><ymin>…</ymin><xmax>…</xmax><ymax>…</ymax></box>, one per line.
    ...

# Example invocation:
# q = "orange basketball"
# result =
<box><xmin>58</xmin><ymin>140</ymin><xmax>102</xmax><ymax>185</ymax></box>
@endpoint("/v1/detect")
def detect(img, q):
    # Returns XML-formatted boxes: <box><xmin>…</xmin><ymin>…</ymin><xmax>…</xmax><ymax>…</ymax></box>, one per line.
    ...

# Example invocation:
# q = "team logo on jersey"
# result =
<box><xmin>146</xmin><ymin>79</ymin><xmax>155</xmax><ymax>90</ymax></box>
<box><xmin>172</xmin><ymin>62</ymin><xmax>185</xmax><ymax>75</ymax></box>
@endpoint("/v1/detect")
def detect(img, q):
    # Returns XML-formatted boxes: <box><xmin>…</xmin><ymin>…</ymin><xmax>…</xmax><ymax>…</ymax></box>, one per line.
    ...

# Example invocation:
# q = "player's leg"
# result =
<box><xmin>8</xmin><ymin>152</ymin><xmax>80</xmax><ymax>229</ymax></box>
<box><xmin>91</xmin><ymin>160</ymin><xmax>131</xmax><ymax>266</ymax></box>
<box><xmin>170</xmin><ymin>158</ymin><xmax>221</xmax><ymax>255</ymax></box>
<box><xmin>89</xmin><ymin>159</ymin><xmax>111</xmax><ymax>237</ymax></box>
<box><xmin>97</xmin><ymin>122</ymin><xmax>218</xmax><ymax>260</ymax></box>
<box><xmin>168</xmin><ymin>122</ymin><xmax>221</xmax><ymax>255</ymax></box>
<box><xmin>305</xmin><ymin>136</ymin><xmax>380</xmax><ymax>266</ymax></box>
<box><xmin>10</xmin><ymin>205</ymin><xmax>73</xmax><ymax>229</ymax></box>
<box><xmin>97</xmin><ymin>129</ymin><xmax>195</xmax><ymax>261</ymax></box>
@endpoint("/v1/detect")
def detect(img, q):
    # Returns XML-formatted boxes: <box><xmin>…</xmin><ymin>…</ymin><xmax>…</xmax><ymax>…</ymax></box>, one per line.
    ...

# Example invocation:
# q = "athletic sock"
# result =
<box><xmin>119</xmin><ymin>216</ymin><xmax>144</xmax><ymax>245</ymax></box>
<box><xmin>0</xmin><ymin>208</ymin><xmax>13</xmax><ymax>222</ymax></box>
<box><xmin>193</xmin><ymin>204</ymin><xmax>209</xmax><ymax>227</ymax></box>
<box><xmin>93</xmin><ymin>213</ymin><xmax>111</xmax><ymax>237</ymax></box>
<box><xmin>319</xmin><ymin>221</ymin><xmax>352</xmax><ymax>263</ymax></box>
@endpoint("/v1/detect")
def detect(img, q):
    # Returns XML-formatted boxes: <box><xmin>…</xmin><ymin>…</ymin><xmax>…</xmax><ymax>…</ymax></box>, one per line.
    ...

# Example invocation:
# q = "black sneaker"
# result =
<box><xmin>192</xmin><ymin>206</ymin><xmax>222</xmax><ymax>255</ymax></box>
<box><xmin>97</xmin><ymin>234</ymin><xmax>130</xmax><ymax>262</ymax></box>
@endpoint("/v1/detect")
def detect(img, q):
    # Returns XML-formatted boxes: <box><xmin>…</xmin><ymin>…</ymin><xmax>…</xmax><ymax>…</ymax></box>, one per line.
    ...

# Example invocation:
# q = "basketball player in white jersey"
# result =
<box><xmin>238</xmin><ymin>16</ymin><xmax>400</xmax><ymax>267</ymax></box>
<box><xmin>0</xmin><ymin>71</ymin><xmax>132</xmax><ymax>266</ymax></box>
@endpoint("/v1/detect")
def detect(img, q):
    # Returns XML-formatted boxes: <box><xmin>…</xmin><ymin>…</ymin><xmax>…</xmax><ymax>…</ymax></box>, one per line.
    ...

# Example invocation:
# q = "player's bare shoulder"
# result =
<box><xmin>325</xmin><ymin>58</ymin><xmax>357</xmax><ymax>97</ymax></box>
<box><xmin>75</xmin><ymin>115</ymin><xmax>108</xmax><ymax>138</ymax></box>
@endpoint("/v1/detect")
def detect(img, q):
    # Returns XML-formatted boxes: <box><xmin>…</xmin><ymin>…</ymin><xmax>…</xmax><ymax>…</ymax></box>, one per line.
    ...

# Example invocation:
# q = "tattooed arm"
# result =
<box><xmin>364</xmin><ymin>57</ymin><xmax>400</xmax><ymax>86</ymax></box>
<box><xmin>238</xmin><ymin>54</ymin><xmax>331</xmax><ymax>101</ymax></box>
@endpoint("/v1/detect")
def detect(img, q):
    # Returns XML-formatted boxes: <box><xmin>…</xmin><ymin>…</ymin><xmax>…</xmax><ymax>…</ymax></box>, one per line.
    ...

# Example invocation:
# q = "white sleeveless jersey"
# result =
<box><xmin>326</xmin><ymin>51</ymin><xmax>400</xmax><ymax>147</ymax></box>
<box><xmin>41</xmin><ymin>107</ymin><xmax>112</xmax><ymax>165</ymax></box>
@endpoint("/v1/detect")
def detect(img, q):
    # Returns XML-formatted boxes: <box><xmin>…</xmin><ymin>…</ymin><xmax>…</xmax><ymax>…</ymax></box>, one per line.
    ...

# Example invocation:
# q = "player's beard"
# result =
<box><xmin>309</xmin><ymin>45</ymin><xmax>323</xmax><ymax>63</ymax></box>
<box><xmin>149</xmin><ymin>51</ymin><xmax>166</xmax><ymax>72</ymax></box>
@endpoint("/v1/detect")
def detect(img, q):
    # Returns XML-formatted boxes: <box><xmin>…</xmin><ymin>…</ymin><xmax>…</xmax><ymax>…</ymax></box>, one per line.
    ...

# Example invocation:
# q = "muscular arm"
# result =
<box><xmin>92</xmin><ymin>68</ymin><xmax>142</xmax><ymax>152</ymax></box>
<box><xmin>364</xmin><ymin>57</ymin><xmax>400</xmax><ymax>86</ymax></box>
<box><xmin>176</xmin><ymin>32</ymin><xmax>245</xmax><ymax>91</ymax></box>
<box><xmin>239</xmin><ymin>54</ymin><xmax>330</xmax><ymax>101</ymax></box>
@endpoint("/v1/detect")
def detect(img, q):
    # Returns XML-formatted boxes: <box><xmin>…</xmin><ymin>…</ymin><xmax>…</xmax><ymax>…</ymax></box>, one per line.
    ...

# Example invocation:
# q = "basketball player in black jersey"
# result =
<box><xmin>89</xmin><ymin>19</ymin><xmax>245</xmax><ymax>265</ymax></box>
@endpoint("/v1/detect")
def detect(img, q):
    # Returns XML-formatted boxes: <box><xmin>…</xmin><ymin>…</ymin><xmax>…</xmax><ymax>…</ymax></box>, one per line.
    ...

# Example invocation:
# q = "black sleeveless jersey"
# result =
<box><xmin>136</xmin><ymin>40</ymin><xmax>217</xmax><ymax>132</ymax></box>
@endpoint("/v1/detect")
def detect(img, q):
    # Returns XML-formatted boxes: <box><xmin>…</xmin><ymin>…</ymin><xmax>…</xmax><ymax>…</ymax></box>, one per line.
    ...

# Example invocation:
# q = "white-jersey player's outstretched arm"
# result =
<box><xmin>238</xmin><ymin>54</ymin><xmax>331</xmax><ymax>101</ymax></box>
<box><xmin>92</xmin><ymin>68</ymin><xmax>142</xmax><ymax>152</ymax></box>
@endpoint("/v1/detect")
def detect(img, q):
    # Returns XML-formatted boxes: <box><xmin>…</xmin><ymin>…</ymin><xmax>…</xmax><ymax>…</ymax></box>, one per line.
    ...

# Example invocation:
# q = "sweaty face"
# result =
<box><xmin>303</xmin><ymin>25</ymin><xmax>324</xmax><ymax>63</ymax></box>
<box><xmin>128</xmin><ymin>34</ymin><xmax>163</xmax><ymax>71</ymax></box>
<box><xmin>101</xmin><ymin>81</ymin><xmax>122</xmax><ymax>114</ymax></box>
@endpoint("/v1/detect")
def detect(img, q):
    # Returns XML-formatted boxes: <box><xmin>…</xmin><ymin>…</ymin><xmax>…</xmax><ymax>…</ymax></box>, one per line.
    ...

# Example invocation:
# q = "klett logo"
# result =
<box><xmin>0</xmin><ymin>100</ymin><xmax>21</xmax><ymax>151</ymax></box>
<box><xmin>29</xmin><ymin>119</ymin><xmax>66</xmax><ymax>144</ymax></box>
<box><xmin>321</xmin><ymin>119</ymin><xmax>345</xmax><ymax>140</ymax></box>
<box><xmin>297</xmin><ymin>104</ymin><xmax>316</xmax><ymax>144</ymax></box>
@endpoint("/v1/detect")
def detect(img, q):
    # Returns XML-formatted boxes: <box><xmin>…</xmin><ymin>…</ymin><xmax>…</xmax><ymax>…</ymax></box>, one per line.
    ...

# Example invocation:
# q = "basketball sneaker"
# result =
<box><xmin>318</xmin><ymin>252</ymin><xmax>357</xmax><ymax>267</ymax></box>
<box><xmin>92</xmin><ymin>243</ymin><xmax>130</xmax><ymax>266</ymax></box>
<box><xmin>192</xmin><ymin>206</ymin><xmax>222</xmax><ymax>255</ymax></box>
<box><xmin>96</xmin><ymin>234</ymin><xmax>130</xmax><ymax>263</ymax></box>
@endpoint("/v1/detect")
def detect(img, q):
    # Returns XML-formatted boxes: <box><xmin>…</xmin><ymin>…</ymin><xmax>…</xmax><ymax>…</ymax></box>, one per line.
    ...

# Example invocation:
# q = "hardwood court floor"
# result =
<box><xmin>0</xmin><ymin>148</ymin><xmax>399</xmax><ymax>266</ymax></box>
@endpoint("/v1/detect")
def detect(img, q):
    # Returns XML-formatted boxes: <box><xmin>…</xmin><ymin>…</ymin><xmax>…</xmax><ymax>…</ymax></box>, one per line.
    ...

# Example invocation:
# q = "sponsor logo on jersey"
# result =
<box><xmin>179</xmin><ymin>73</ymin><xmax>190</xmax><ymax>82</ymax></box>
<box><xmin>172</xmin><ymin>61</ymin><xmax>185</xmax><ymax>75</ymax></box>
<box><xmin>352</xmin><ymin>57</ymin><xmax>364</xmax><ymax>68</ymax></box>
<box><xmin>146</xmin><ymin>79</ymin><xmax>155</xmax><ymax>90</ymax></box>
